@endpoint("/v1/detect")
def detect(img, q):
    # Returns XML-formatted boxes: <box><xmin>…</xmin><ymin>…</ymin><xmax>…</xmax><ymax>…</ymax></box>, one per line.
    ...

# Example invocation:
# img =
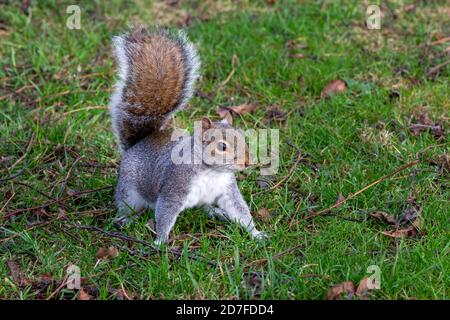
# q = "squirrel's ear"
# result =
<box><xmin>201</xmin><ymin>117</ymin><xmax>213</xmax><ymax>132</ymax></box>
<box><xmin>220</xmin><ymin>111</ymin><xmax>233</xmax><ymax>125</ymax></box>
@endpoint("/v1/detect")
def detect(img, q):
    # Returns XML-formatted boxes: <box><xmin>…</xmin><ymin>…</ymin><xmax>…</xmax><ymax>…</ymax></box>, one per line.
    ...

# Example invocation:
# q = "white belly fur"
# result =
<box><xmin>184</xmin><ymin>170</ymin><xmax>233</xmax><ymax>209</ymax></box>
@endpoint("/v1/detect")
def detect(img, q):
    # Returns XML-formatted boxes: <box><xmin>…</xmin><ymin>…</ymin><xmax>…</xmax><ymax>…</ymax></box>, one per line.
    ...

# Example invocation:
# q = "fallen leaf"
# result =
<box><xmin>256</xmin><ymin>207</ymin><xmax>272</xmax><ymax>221</ymax></box>
<box><xmin>78</xmin><ymin>287</ymin><xmax>94</xmax><ymax>300</ymax></box>
<box><xmin>217</xmin><ymin>104</ymin><xmax>257</xmax><ymax>116</ymax></box>
<box><xmin>96</xmin><ymin>246</ymin><xmax>119</xmax><ymax>260</ymax></box>
<box><xmin>285</xmin><ymin>39</ymin><xmax>308</xmax><ymax>50</ymax></box>
<box><xmin>398</xmin><ymin>203</ymin><xmax>422</xmax><ymax>225</ymax></box>
<box><xmin>321</xmin><ymin>79</ymin><xmax>346</xmax><ymax>98</ymax></box>
<box><xmin>216</xmin><ymin>107</ymin><xmax>230</xmax><ymax>118</ymax></box>
<box><xmin>381</xmin><ymin>219</ymin><xmax>420</xmax><ymax>238</ymax></box>
<box><xmin>356</xmin><ymin>277</ymin><xmax>375</xmax><ymax>299</ymax></box>
<box><xmin>289</xmin><ymin>53</ymin><xmax>305</xmax><ymax>59</ymax></box>
<box><xmin>369</xmin><ymin>211</ymin><xmax>397</xmax><ymax>225</ymax></box>
<box><xmin>7</xmin><ymin>260</ymin><xmax>30</xmax><ymax>286</ymax></box>
<box><xmin>327</xmin><ymin>281</ymin><xmax>355</xmax><ymax>300</ymax></box>
<box><xmin>409</xmin><ymin>109</ymin><xmax>446</xmax><ymax>140</ymax></box>
<box><xmin>334</xmin><ymin>193</ymin><xmax>346</xmax><ymax>208</ymax></box>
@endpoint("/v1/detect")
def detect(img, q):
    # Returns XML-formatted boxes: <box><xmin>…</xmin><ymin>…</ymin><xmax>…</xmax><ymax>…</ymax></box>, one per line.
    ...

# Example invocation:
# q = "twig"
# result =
<box><xmin>58</xmin><ymin>156</ymin><xmax>83</xmax><ymax>198</ymax></box>
<box><xmin>70</xmin><ymin>223</ymin><xmax>216</xmax><ymax>267</ymax></box>
<box><xmin>427</xmin><ymin>60</ymin><xmax>450</xmax><ymax>76</ymax></box>
<box><xmin>31</xmin><ymin>88</ymin><xmax>113</xmax><ymax>105</ymax></box>
<box><xmin>0</xmin><ymin>192</ymin><xmax>15</xmax><ymax>213</ymax></box>
<box><xmin>0</xmin><ymin>170</ymin><xmax>24</xmax><ymax>183</ymax></box>
<box><xmin>245</xmin><ymin>243</ymin><xmax>304</xmax><ymax>269</ymax></box>
<box><xmin>1</xmin><ymin>186</ymin><xmax>112</xmax><ymax>219</ymax></box>
<box><xmin>45</xmin><ymin>273</ymin><xmax>69</xmax><ymax>300</ymax></box>
<box><xmin>418</xmin><ymin>36</ymin><xmax>450</xmax><ymax>48</ymax></box>
<box><xmin>9</xmin><ymin>132</ymin><xmax>35</xmax><ymax>171</ymax></box>
<box><xmin>63</xmin><ymin>106</ymin><xmax>108</xmax><ymax>116</ymax></box>
<box><xmin>304</xmin><ymin>159</ymin><xmax>420</xmax><ymax>219</ymax></box>
<box><xmin>195</xmin><ymin>90</ymin><xmax>214</xmax><ymax>103</ymax></box>
<box><xmin>0</xmin><ymin>84</ymin><xmax>35</xmax><ymax>101</ymax></box>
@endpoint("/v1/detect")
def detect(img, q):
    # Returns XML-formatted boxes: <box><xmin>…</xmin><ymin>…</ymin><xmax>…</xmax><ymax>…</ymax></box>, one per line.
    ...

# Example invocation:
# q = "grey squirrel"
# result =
<box><xmin>109</xmin><ymin>27</ymin><xmax>267</xmax><ymax>244</ymax></box>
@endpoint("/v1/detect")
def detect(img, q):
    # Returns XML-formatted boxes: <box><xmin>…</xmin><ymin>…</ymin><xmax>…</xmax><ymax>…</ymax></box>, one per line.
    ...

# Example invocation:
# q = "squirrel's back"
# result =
<box><xmin>109</xmin><ymin>27</ymin><xmax>200</xmax><ymax>151</ymax></box>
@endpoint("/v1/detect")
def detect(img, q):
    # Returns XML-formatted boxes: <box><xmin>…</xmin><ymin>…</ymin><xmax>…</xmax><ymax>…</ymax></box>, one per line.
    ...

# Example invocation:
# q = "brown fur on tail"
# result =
<box><xmin>109</xmin><ymin>27</ymin><xmax>200</xmax><ymax>151</ymax></box>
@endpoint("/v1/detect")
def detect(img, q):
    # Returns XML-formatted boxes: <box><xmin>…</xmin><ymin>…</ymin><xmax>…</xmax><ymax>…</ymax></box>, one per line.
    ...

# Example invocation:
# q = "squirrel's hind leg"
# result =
<box><xmin>114</xmin><ymin>187</ymin><xmax>148</xmax><ymax>228</ymax></box>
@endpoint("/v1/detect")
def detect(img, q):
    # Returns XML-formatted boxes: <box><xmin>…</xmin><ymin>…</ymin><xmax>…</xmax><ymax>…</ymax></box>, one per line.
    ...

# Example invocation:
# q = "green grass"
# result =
<box><xmin>0</xmin><ymin>0</ymin><xmax>448</xmax><ymax>299</ymax></box>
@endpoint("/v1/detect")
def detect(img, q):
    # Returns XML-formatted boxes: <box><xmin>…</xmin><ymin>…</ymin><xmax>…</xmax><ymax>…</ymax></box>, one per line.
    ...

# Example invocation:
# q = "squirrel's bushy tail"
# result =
<box><xmin>109</xmin><ymin>27</ymin><xmax>200</xmax><ymax>151</ymax></box>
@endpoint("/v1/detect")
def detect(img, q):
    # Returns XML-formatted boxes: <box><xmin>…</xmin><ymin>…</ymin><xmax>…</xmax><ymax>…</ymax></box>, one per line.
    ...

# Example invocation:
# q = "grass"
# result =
<box><xmin>0</xmin><ymin>0</ymin><xmax>448</xmax><ymax>300</ymax></box>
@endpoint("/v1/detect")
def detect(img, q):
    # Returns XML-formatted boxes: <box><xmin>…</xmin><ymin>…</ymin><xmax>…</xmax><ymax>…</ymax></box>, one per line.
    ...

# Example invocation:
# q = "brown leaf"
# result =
<box><xmin>398</xmin><ymin>203</ymin><xmax>422</xmax><ymax>225</ymax></box>
<box><xmin>217</xmin><ymin>104</ymin><xmax>257</xmax><ymax>116</ymax></box>
<box><xmin>289</xmin><ymin>53</ymin><xmax>305</xmax><ymax>59</ymax></box>
<box><xmin>96</xmin><ymin>246</ymin><xmax>119</xmax><ymax>260</ymax></box>
<box><xmin>78</xmin><ymin>287</ymin><xmax>94</xmax><ymax>300</ymax></box>
<box><xmin>356</xmin><ymin>277</ymin><xmax>374</xmax><ymax>299</ymax></box>
<box><xmin>285</xmin><ymin>39</ymin><xmax>307</xmax><ymax>50</ymax></box>
<box><xmin>7</xmin><ymin>260</ymin><xmax>30</xmax><ymax>286</ymax></box>
<box><xmin>216</xmin><ymin>107</ymin><xmax>230</xmax><ymax>118</ymax></box>
<box><xmin>321</xmin><ymin>79</ymin><xmax>346</xmax><ymax>98</ymax></box>
<box><xmin>381</xmin><ymin>219</ymin><xmax>420</xmax><ymax>239</ymax></box>
<box><xmin>256</xmin><ymin>207</ymin><xmax>272</xmax><ymax>221</ymax></box>
<box><xmin>334</xmin><ymin>193</ymin><xmax>346</xmax><ymax>208</ymax></box>
<box><xmin>409</xmin><ymin>110</ymin><xmax>446</xmax><ymax>140</ymax></box>
<box><xmin>327</xmin><ymin>281</ymin><xmax>355</xmax><ymax>300</ymax></box>
<box><xmin>369</xmin><ymin>211</ymin><xmax>397</xmax><ymax>225</ymax></box>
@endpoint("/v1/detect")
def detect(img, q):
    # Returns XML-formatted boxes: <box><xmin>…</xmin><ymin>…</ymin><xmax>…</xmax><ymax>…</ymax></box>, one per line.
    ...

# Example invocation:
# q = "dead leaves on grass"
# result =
<box><xmin>409</xmin><ymin>109</ymin><xmax>446</xmax><ymax>140</ymax></box>
<box><xmin>96</xmin><ymin>246</ymin><xmax>119</xmax><ymax>260</ymax></box>
<box><xmin>7</xmin><ymin>260</ymin><xmax>31</xmax><ymax>287</ymax></box>
<box><xmin>369</xmin><ymin>211</ymin><xmax>397</xmax><ymax>225</ymax></box>
<box><xmin>77</xmin><ymin>287</ymin><xmax>94</xmax><ymax>300</ymax></box>
<box><xmin>321</xmin><ymin>79</ymin><xmax>347</xmax><ymax>98</ymax></box>
<box><xmin>327</xmin><ymin>281</ymin><xmax>355</xmax><ymax>300</ymax></box>
<box><xmin>216</xmin><ymin>103</ymin><xmax>257</xmax><ymax>118</ymax></box>
<box><xmin>369</xmin><ymin>202</ymin><xmax>423</xmax><ymax>239</ymax></box>
<box><xmin>327</xmin><ymin>277</ymin><xmax>377</xmax><ymax>300</ymax></box>
<box><xmin>255</xmin><ymin>207</ymin><xmax>275</xmax><ymax>222</ymax></box>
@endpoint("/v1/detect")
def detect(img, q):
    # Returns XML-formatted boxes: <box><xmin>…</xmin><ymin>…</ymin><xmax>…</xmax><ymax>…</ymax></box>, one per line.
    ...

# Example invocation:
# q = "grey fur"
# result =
<box><xmin>110</xmin><ymin>28</ymin><xmax>266</xmax><ymax>244</ymax></box>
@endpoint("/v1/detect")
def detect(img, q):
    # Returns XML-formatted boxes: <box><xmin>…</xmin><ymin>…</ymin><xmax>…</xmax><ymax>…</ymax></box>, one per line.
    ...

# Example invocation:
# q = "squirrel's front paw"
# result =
<box><xmin>252</xmin><ymin>230</ymin><xmax>270</xmax><ymax>242</ymax></box>
<box><xmin>154</xmin><ymin>235</ymin><xmax>169</xmax><ymax>247</ymax></box>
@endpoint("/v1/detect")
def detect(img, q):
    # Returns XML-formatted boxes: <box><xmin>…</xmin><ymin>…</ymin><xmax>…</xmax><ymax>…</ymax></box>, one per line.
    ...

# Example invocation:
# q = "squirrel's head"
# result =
<box><xmin>200</xmin><ymin>113</ymin><xmax>250</xmax><ymax>172</ymax></box>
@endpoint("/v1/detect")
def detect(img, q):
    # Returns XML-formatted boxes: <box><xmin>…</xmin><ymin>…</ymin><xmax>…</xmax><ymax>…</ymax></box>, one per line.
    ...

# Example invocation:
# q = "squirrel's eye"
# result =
<box><xmin>217</xmin><ymin>142</ymin><xmax>227</xmax><ymax>151</ymax></box>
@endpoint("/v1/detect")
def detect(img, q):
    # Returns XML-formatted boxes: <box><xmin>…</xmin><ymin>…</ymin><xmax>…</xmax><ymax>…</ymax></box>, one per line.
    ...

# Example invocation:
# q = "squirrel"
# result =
<box><xmin>109</xmin><ymin>27</ymin><xmax>267</xmax><ymax>245</ymax></box>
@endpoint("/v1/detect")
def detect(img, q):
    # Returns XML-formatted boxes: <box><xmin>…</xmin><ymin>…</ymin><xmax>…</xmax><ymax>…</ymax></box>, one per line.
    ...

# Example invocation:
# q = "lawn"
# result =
<box><xmin>0</xmin><ymin>0</ymin><xmax>448</xmax><ymax>300</ymax></box>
